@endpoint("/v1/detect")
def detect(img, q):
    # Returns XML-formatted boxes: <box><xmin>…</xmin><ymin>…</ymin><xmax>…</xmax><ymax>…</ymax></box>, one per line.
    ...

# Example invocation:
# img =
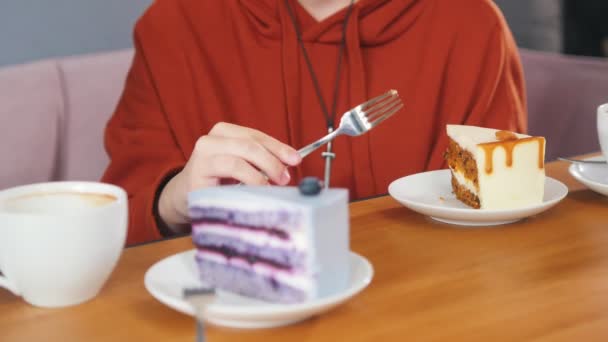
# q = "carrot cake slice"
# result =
<box><xmin>444</xmin><ymin>125</ymin><xmax>546</xmax><ymax>209</ymax></box>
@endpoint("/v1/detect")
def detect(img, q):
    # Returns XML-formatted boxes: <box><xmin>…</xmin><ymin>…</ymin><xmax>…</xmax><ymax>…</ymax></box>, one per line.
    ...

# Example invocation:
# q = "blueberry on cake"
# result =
<box><xmin>444</xmin><ymin>125</ymin><xmax>546</xmax><ymax>209</ymax></box>
<box><xmin>188</xmin><ymin>179</ymin><xmax>349</xmax><ymax>303</ymax></box>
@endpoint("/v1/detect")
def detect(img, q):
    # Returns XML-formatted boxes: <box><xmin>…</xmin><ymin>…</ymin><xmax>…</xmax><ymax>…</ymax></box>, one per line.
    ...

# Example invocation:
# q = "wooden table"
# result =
<box><xmin>2</xmin><ymin>158</ymin><xmax>608</xmax><ymax>341</ymax></box>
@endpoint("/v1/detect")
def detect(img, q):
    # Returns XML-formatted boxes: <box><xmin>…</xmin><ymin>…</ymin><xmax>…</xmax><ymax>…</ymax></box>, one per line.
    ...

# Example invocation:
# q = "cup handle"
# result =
<box><xmin>0</xmin><ymin>272</ymin><xmax>21</xmax><ymax>296</ymax></box>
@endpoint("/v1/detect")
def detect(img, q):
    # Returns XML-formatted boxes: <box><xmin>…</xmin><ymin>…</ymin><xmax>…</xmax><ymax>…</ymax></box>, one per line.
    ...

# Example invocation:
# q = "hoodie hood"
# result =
<box><xmin>240</xmin><ymin>0</ymin><xmax>426</xmax><ymax>45</ymax></box>
<box><xmin>236</xmin><ymin>0</ymin><xmax>429</xmax><ymax>196</ymax></box>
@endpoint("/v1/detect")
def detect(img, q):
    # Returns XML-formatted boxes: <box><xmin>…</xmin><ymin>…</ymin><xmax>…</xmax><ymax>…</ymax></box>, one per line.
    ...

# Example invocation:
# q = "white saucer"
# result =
<box><xmin>568</xmin><ymin>156</ymin><xmax>608</xmax><ymax>196</ymax></box>
<box><xmin>388</xmin><ymin>169</ymin><xmax>568</xmax><ymax>226</ymax></box>
<box><xmin>144</xmin><ymin>250</ymin><xmax>373</xmax><ymax>329</ymax></box>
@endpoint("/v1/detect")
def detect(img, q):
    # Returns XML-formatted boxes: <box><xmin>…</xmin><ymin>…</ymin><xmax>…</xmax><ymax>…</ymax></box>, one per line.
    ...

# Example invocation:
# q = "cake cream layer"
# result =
<box><xmin>196</xmin><ymin>249</ymin><xmax>313</xmax><ymax>293</ymax></box>
<box><xmin>189</xmin><ymin>201</ymin><xmax>302</xmax><ymax>233</ymax></box>
<box><xmin>446</xmin><ymin>125</ymin><xmax>545</xmax><ymax>210</ymax></box>
<box><xmin>193</xmin><ymin>228</ymin><xmax>307</xmax><ymax>270</ymax></box>
<box><xmin>450</xmin><ymin>168</ymin><xmax>478</xmax><ymax>196</ymax></box>
<box><xmin>450</xmin><ymin>173</ymin><xmax>480</xmax><ymax>208</ymax></box>
<box><xmin>196</xmin><ymin>258</ymin><xmax>307</xmax><ymax>303</ymax></box>
<box><xmin>192</xmin><ymin>222</ymin><xmax>307</xmax><ymax>250</ymax></box>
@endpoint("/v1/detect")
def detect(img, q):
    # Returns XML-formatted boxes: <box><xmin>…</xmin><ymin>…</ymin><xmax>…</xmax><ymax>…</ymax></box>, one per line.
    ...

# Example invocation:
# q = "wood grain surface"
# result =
<box><xmin>2</xmin><ymin>158</ymin><xmax>608</xmax><ymax>341</ymax></box>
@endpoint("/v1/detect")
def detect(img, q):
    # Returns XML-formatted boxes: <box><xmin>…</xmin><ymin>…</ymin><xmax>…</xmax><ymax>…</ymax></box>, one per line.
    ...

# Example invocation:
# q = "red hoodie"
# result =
<box><xmin>102</xmin><ymin>0</ymin><xmax>526</xmax><ymax>245</ymax></box>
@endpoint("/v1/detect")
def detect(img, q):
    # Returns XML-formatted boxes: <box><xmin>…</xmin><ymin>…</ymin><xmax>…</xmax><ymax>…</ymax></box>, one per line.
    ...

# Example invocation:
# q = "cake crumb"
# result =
<box><xmin>439</xmin><ymin>196</ymin><xmax>445</xmax><ymax>203</ymax></box>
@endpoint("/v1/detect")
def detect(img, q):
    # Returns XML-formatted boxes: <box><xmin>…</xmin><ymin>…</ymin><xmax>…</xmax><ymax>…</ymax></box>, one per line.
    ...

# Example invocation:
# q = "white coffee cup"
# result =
<box><xmin>598</xmin><ymin>103</ymin><xmax>608</xmax><ymax>161</ymax></box>
<box><xmin>0</xmin><ymin>181</ymin><xmax>127</xmax><ymax>307</ymax></box>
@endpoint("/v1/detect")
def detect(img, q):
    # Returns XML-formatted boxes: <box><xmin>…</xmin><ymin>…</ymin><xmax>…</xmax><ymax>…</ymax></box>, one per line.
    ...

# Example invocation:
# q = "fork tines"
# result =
<box><xmin>360</xmin><ymin>89</ymin><xmax>403</xmax><ymax>127</ymax></box>
<box><xmin>359</xmin><ymin>89</ymin><xmax>399</xmax><ymax>111</ymax></box>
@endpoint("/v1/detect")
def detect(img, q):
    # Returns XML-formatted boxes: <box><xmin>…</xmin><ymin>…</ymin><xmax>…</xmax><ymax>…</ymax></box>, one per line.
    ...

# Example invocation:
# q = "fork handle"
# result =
<box><xmin>297</xmin><ymin>129</ymin><xmax>340</xmax><ymax>158</ymax></box>
<box><xmin>237</xmin><ymin>129</ymin><xmax>339</xmax><ymax>186</ymax></box>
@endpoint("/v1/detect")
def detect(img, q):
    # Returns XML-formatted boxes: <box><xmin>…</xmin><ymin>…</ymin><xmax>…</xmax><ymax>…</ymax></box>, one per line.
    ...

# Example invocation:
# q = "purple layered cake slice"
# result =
<box><xmin>187</xmin><ymin>184</ymin><xmax>349</xmax><ymax>304</ymax></box>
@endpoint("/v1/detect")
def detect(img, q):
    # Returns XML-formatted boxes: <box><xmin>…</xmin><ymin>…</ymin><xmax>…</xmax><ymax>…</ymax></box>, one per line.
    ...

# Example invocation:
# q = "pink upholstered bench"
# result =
<box><xmin>0</xmin><ymin>49</ymin><xmax>133</xmax><ymax>190</ymax></box>
<box><xmin>1</xmin><ymin>48</ymin><xmax>607</xmax><ymax>190</ymax></box>
<box><xmin>521</xmin><ymin>48</ymin><xmax>608</xmax><ymax>161</ymax></box>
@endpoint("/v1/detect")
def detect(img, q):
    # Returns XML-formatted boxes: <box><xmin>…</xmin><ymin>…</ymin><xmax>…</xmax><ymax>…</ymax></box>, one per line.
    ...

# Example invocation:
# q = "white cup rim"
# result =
<box><xmin>600</xmin><ymin>103</ymin><xmax>608</xmax><ymax>114</ymax></box>
<box><xmin>0</xmin><ymin>181</ymin><xmax>127</xmax><ymax>217</ymax></box>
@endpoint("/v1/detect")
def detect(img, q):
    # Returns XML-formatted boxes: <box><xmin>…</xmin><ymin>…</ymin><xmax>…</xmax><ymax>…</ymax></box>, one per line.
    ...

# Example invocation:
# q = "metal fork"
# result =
<box><xmin>183</xmin><ymin>287</ymin><xmax>215</xmax><ymax>342</ymax></box>
<box><xmin>297</xmin><ymin>89</ymin><xmax>403</xmax><ymax>158</ymax></box>
<box><xmin>237</xmin><ymin>90</ymin><xmax>402</xmax><ymax>186</ymax></box>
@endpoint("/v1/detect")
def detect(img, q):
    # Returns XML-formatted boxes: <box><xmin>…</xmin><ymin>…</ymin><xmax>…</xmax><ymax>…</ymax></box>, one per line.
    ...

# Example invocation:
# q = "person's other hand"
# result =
<box><xmin>157</xmin><ymin>122</ymin><xmax>301</xmax><ymax>230</ymax></box>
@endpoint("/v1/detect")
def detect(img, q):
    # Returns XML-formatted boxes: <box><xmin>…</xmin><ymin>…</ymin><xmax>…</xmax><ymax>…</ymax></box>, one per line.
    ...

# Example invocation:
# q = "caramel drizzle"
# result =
<box><xmin>480</xmin><ymin>136</ymin><xmax>545</xmax><ymax>174</ymax></box>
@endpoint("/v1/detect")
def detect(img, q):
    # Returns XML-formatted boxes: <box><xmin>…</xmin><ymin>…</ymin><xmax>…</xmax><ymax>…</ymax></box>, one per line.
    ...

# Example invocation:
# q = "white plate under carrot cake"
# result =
<box><xmin>388</xmin><ymin>125</ymin><xmax>567</xmax><ymax>226</ymax></box>
<box><xmin>388</xmin><ymin>169</ymin><xmax>567</xmax><ymax>226</ymax></box>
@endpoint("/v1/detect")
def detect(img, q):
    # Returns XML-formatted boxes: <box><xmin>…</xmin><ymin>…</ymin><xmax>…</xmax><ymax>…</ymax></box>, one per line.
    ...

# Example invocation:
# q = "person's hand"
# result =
<box><xmin>157</xmin><ymin>122</ymin><xmax>301</xmax><ymax>231</ymax></box>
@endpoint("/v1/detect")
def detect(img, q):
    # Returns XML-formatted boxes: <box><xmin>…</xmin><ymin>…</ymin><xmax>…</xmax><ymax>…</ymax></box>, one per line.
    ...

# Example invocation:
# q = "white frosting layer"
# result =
<box><xmin>193</xmin><ymin>223</ymin><xmax>307</xmax><ymax>250</ymax></box>
<box><xmin>475</xmin><ymin>139</ymin><xmax>545</xmax><ymax>209</ymax></box>
<box><xmin>447</xmin><ymin>125</ymin><xmax>529</xmax><ymax>154</ymax></box>
<box><xmin>447</xmin><ymin>125</ymin><xmax>545</xmax><ymax>210</ymax></box>
<box><xmin>190</xmin><ymin>198</ymin><xmax>280</xmax><ymax>211</ymax></box>
<box><xmin>450</xmin><ymin>168</ymin><xmax>478</xmax><ymax>196</ymax></box>
<box><xmin>189</xmin><ymin>199</ymin><xmax>303</xmax><ymax>232</ymax></box>
<box><xmin>197</xmin><ymin>250</ymin><xmax>313</xmax><ymax>294</ymax></box>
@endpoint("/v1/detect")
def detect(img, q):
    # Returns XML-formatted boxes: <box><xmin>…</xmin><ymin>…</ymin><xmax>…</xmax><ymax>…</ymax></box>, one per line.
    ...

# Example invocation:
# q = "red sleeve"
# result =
<box><xmin>101</xmin><ymin>27</ymin><xmax>186</xmax><ymax>246</ymax></box>
<box><xmin>426</xmin><ymin>20</ymin><xmax>527</xmax><ymax>170</ymax></box>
